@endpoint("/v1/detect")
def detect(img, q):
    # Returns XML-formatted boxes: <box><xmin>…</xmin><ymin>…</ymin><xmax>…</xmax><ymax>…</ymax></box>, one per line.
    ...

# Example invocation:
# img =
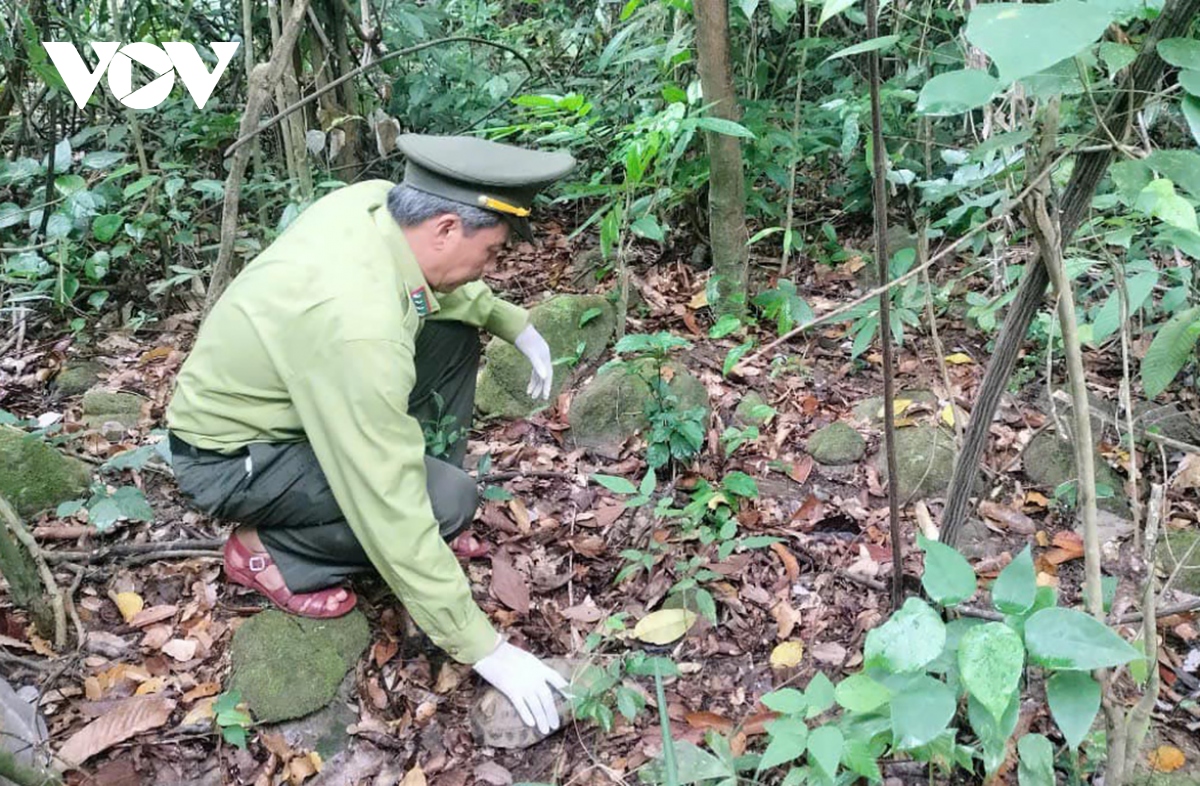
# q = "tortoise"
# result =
<box><xmin>469</xmin><ymin>657</ymin><xmax>604</xmax><ymax>749</ymax></box>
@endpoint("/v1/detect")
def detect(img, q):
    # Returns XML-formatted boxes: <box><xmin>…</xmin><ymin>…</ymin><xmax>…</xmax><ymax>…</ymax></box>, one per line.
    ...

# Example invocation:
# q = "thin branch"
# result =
<box><xmin>1</xmin><ymin>497</ymin><xmax>66</xmax><ymax>649</ymax></box>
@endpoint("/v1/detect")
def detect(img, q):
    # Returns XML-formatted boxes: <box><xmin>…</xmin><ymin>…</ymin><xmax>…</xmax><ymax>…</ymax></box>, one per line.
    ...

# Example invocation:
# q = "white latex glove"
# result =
<box><xmin>514</xmin><ymin>324</ymin><xmax>553</xmax><ymax>401</ymax></box>
<box><xmin>472</xmin><ymin>637</ymin><xmax>570</xmax><ymax>734</ymax></box>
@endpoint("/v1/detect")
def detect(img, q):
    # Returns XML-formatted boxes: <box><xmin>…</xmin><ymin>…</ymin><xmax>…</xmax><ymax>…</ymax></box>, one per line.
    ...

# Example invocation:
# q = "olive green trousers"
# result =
<box><xmin>170</xmin><ymin>320</ymin><xmax>481</xmax><ymax>593</ymax></box>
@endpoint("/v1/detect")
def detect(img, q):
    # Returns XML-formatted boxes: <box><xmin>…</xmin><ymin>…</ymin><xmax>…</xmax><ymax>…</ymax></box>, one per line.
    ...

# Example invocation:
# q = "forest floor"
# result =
<box><xmin>1</xmin><ymin>217</ymin><xmax>1199</xmax><ymax>786</ymax></box>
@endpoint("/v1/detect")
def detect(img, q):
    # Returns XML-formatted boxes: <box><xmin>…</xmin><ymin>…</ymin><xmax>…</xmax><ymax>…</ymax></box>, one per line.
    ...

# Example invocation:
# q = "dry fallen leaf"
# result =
<box><xmin>633</xmin><ymin>609</ymin><xmax>698</xmax><ymax>645</ymax></box>
<box><xmin>1172</xmin><ymin>453</ymin><xmax>1200</xmax><ymax>490</ymax></box>
<box><xmin>769</xmin><ymin>542</ymin><xmax>800</xmax><ymax>581</ymax></box>
<box><xmin>162</xmin><ymin>639</ymin><xmax>199</xmax><ymax>662</ymax></box>
<box><xmin>128</xmin><ymin>605</ymin><xmax>178</xmax><ymax>628</ymax></box>
<box><xmin>134</xmin><ymin>677</ymin><xmax>166</xmax><ymax>696</ymax></box>
<box><xmin>181</xmin><ymin>682</ymin><xmax>220</xmax><ymax>703</ymax></box>
<box><xmin>945</xmin><ymin>352</ymin><xmax>974</xmax><ymax>365</ymax></box>
<box><xmin>685</xmin><ymin>711</ymin><xmax>734</xmax><ymax>734</ymax></box>
<box><xmin>179</xmin><ymin>698</ymin><xmax>216</xmax><ymax>729</ymax></box>
<box><xmin>113</xmin><ymin>592</ymin><xmax>144</xmax><ymax>623</ymax></box>
<box><xmin>372</xmin><ymin>639</ymin><xmax>398</xmax><ymax>668</ymax></box>
<box><xmin>1045</xmin><ymin>531</ymin><xmax>1085</xmax><ymax>564</ymax></box>
<box><xmin>507</xmin><ymin>498</ymin><xmax>531</xmax><ymax>533</ymax></box>
<box><xmin>770</xmin><ymin>601</ymin><xmax>800</xmax><ymax>640</ymax></box>
<box><xmin>979</xmin><ymin>501</ymin><xmax>1037</xmax><ymax>535</ymax></box>
<box><xmin>473</xmin><ymin>762</ymin><xmax>513</xmax><ymax>786</ymax></box>
<box><xmin>770</xmin><ymin>641</ymin><xmax>804</xmax><ymax>669</ymax></box>
<box><xmin>57</xmin><ymin>695</ymin><xmax>176</xmax><ymax>767</ymax></box>
<box><xmin>490</xmin><ymin>551</ymin><xmax>530</xmax><ymax>614</ymax></box>
<box><xmin>811</xmin><ymin>641</ymin><xmax>847</xmax><ymax>665</ymax></box>
<box><xmin>1025</xmin><ymin>491</ymin><xmax>1051</xmax><ymax>509</ymax></box>
<box><xmin>399</xmin><ymin>763</ymin><xmax>427</xmax><ymax>786</ymax></box>
<box><xmin>434</xmin><ymin>663</ymin><xmax>465</xmax><ymax>694</ymax></box>
<box><xmin>1148</xmin><ymin>745</ymin><xmax>1185</xmax><ymax>772</ymax></box>
<box><xmin>287</xmin><ymin>752</ymin><xmax>322</xmax><ymax>786</ymax></box>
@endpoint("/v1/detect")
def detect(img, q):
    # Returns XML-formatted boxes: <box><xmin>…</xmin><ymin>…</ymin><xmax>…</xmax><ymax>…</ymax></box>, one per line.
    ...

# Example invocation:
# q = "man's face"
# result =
<box><xmin>430</xmin><ymin>215</ymin><xmax>509</xmax><ymax>290</ymax></box>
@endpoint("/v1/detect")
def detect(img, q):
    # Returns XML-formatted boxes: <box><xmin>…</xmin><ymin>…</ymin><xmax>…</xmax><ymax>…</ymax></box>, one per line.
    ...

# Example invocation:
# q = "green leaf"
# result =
<box><xmin>804</xmin><ymin>672</ymin><xmax>836</xmax><ymax>719</ymax></box>
<box><xmin>958</xmin><ymin>622</ymin><xmax>1025</xmax><ymax>722</ymax></box>
<box><xmin>824</xmin><ymin>35</ymin><xmax>900</xmax><ymax>63</ymax></box>
<box><xmin>579</xmin><ymin>307</ymin><xmax>603</xmax><ymax>327</ymax></box>
<box><xmin>221</xmin><ymin>724</ymin><xmax>248</xmax><ymax>749</ymax></box>
<box><xmin>889</xmin><ymin>675</ymin><xmax>956</xmax><ymax>749</ymax></box>
<box><xmin>842</xmin><ymin>738</ymin><xmax>883</xmax><ymax>782</ymax></box>
<box><xmin>917</xmin><ymin>533</ymin><xmax>977</xmax><ymax>606</ymax></box>
<box><xmin>54</xmin><ymin>174</ymin><xmax>87</xmax><ymax>196</ymax></box>
<box><xmin>1180</xmin><ymin>69</ymin><xmax>1200</xmax><ymax>97</ymax></box>
<box><xmin>639</xmin><ymin>468</ymin><xmax>657</xmax><ymax>498</ymax></box>
<box><xmin>818</xmin><ymin>0</ymin><xmax>856</xmax><ymax>27</ymax></box>
<box><xmin>92</xmin><ymin>214</ymin><xmax>123</xmax><ymax>242</ymax></box>
<box><xmin>1046</xmin><ymin>671</ymin><xmax>1100</xmax><ymax>750</ymax></box>
<box><xmin>616</xmin><ymin>686</ymin><xmax>643</xmax><ymax>720</ymax></box>
<box><xmin>969</xmin><ymin>693</ymin><xmax>1020</xmax><ymax>777</ymax></box>
<box><xmin>759</xmin><ymin>719</ymin><xmax>808</xmax><ymax>770</ymax></box>
<box><xmin>709</xmin><ymin>314</ymin><xmax>742</xmax><ymax>339</ymax></box>
<box><xmin>631</xmin><ymin>215</ymin><xmax>665</xmax><ymax>242</ymax></box>
<box><xmin>1098</xmin><ymin>42</ymin><xmax>1137</xmax><ymax>75</ymax></box>
<box><xmin>112</xmin><ymin>486</ymin><xmax>154</xmax><ymax>522</ymax></box>
<box><xmin>762</xmin><ymin>688</ymin><xmax>807</xmax><ymax>715</ymax></box>
<box><xmin>1136</xmin><ymin>178</ymin><xmax>1200</xmax><ymax>234</ymax></box>
<box><xmin>992</xmin><ymin>544</ymin><xmax>1036</xmax><ymax>614</ymax></box>
<box><xmin>834</xmin><ymin>673</ymin><xmax>891</xmax><ymax>713</ymax></box>
<box><xmin>1158</xmin><ymin>38</ymin><xmax>1200</xmax><ymax>71</ymax></box>
<box><xmin>722</xmin><ymin>471</ymin><xmax>758</xmax><ymax>498</ymax></box>
<box><xmin>81</xmin><ymin>151</ymin><xmax>126</xmax><ymax>170</ymax></box>
<box><xmin>916</xmin><ymin>70</ymin><xmax>1000</xmax><ymax>115</ymax></box>
<box><xmin>694</xmin><ymin>117</ymin><xmax>756</xmax><ymax>139</ymax></box>
<box><xmin>88</xmin><ymin>498</ymin><xmax>122</xmax><ymax>532</ymax></box>
<box><xmin>864</xmin><ymin>598</ymin><xmax>946</xmax><ymax>673</ymax></box>
<box><xmin>592</xmin><ymin>474</ymin><xmax>639</xmax><ymax>495</ymax></box>
<box><xmin>1146</xmin><ymin>150</ymin><xmax>1200</xmax><ymax>200</ymax></box>
<box><xmin>1017</xmin><ymin>734</ymin><xmax>1055</xmax><ymax>786</ymax></box>
<box><xmin>56</xmin><ymin>499</ymin><xmax>85</xmax><ymax>518</ymax></box>
<box><xmin>965</xmin><ymin>1</ymin><xmax>1113</xmax><ymax>85</ymax></box>
<box><xmin>1142</xmin><ymin>305</ymin><xmax>1200</xmax><ymax>398</ymax></box>
<box><xmin>1025</xmin><ymin>607</ymin><xmax>1139</xmax><ymax>670</ymax></box>
<box><xmin>723</xmin><ymin>340</ymin><xmax>754</xmax><ymax>376</ymax></box>
<box><xmin>482</xmin><ymin>485</ymin><xmax>513</xmax><ymax>502</ymax></box>
<box><xmin>123</xmin><ymin>175</ymin><xmax>159</xmax><ymax>199</ymax></box>
<box><xmin>1183</xmin><ymin>95</ymin><xmax>1200</xmax><ymax>149</ymax></box>
<box><xmin>806</xmin><ymin>725</ymin><xmax>843</xmax><ymax>780</ymax></box>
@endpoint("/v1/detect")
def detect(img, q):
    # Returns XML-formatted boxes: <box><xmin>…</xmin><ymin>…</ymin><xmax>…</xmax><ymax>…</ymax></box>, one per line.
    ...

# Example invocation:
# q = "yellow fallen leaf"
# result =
<box><xmin>770</xmin><ymin>641</ymin><xmax>804</xmax><ymax>669</ymax></box>
<box><xmin>1149</xmin><ymin>745</ymin><xmax>1185</xmax><ymax>772</ymax></box>
<box><xmin>308</xmin><ymin>752</ymin><xmax>323</xmax><ymax>773</ymax></box>
<box><xmin>689</xmin><ymin>289</ymin><xmax>709</xmax><ymax>310</ymax></box>
<box><xmin>945</xmin><ymin>353</ymin><xmax>974</xmax><ymax>365</ymax></box>
<box><xmin>892</xmin><ymin>417</ymin><xmax>918</xmax><ymax>428</ymax></box>
<box><xmin>114</xmin><ymin>592</ymin><xmax>145</xmax><ymax>623</ymax></box>
<box><xmin>940</xmin><ymin>404</ymin><xmax>955</xmax><ymax>427</ymax></box>
<box><xmin>1036</xmin><ymin>531</ymin><xmax>1051</xmax><ymax>547</ymax></box>
<box><xmin>633</xmin><ymin>608</ymin><xmax>698</xmax><ymax>645</ymax></box>
<box><xmin>399</xmin><ymin>764</ymin><xmax>427</xmax><ymax>786</ymax></box>
<box><xmin>876</xmin><ymin>398</ymin><xmax>913</xmax><ymax>419</ymax></box>
<box><xmin>1025</xmin><ymin>491</ymin><xmax>1050</xmax><ymax>508</ymax></box>
<box><xmin>134</xmin><ymin>677</ymin><xmax>166</xmax><ymax>696</ymax></box>
<box><xmin>706</xmin><ymin>493</ymin><xmax>729</xmax><ymax>510</ymax></box>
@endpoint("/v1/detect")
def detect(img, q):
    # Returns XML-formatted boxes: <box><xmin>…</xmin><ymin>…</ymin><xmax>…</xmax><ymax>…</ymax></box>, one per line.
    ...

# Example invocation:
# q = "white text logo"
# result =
<box><xmin>42</xmin><ymin>41</ymin><xmax>240</xmax><ymax>110</ymax></box>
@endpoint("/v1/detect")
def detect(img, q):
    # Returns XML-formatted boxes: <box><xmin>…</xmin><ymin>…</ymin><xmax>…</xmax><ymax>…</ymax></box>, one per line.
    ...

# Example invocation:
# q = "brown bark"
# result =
<box><xmin>940</xmin><ymin>0</ymin><xmax>1200</xmax><ymax>546</ymax></box>
<box><xmin>693</xmin><ymin>0</ymin><xmax>748</xmax><ymax>316</ymax></box>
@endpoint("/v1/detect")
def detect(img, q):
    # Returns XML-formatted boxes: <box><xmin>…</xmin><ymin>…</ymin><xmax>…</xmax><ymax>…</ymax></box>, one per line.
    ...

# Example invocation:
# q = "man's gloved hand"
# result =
<box><xmin>472</xmin><ymin>636</ymin><xmax>569</xmax><ymax>734</ymax></box>
<box><xmin>514</xmin><ymin>324</ymin><xmax>553</xmax><ymax>400</ymax></box>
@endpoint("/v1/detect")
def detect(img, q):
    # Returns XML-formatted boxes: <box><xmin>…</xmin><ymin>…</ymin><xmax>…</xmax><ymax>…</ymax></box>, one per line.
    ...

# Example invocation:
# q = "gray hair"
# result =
<box><xmin>386</xmin><ymin>184</ymin><xmax>501</xmax><ymax>234</ymax></box>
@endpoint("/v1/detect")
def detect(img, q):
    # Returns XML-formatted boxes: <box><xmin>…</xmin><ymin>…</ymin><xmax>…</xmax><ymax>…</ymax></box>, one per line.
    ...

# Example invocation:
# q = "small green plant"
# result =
<box><xmin>552</xmin><ymin>339</ymin><xmax>588</xmax><ymax>369</ymax></box>
<box><xmin>842</xmin><ymin>248</ymin><xmax>924</xmax><ymax>361</ymax></box>
<box><xmin>213</xmin><ymin>690</ymin><xmax>253</xmax><ymax>749</ymax></box>
<box><xmin>57</xmin><ymin>483</ymin><xmax>155</xmax><ymax>531</ymax></box>
<box><xmin>421</xmin><ymin>392</ymin><xmax>465</xmax><ymax>459</ymax></box>
<box><xmin>720</xmin><ymin>424</ymin><xmax>759</xmax><ymax>456</ymax></box>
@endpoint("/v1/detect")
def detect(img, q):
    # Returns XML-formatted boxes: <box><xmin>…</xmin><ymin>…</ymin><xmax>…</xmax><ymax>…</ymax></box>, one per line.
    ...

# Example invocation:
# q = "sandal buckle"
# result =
<box><xmin>247</xmin><ymin>555</ymin><xmax>268</xmax><ymax>572</ymax></box>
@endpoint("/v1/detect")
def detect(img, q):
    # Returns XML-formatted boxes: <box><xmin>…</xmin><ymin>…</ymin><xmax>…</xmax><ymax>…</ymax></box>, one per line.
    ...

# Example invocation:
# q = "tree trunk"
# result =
<box><xmin>693</xmin><ymin>0</ymin><xmax>748</xmax><ymax>316</ymax></box>
<box><xmin>940</xmin><ymin>0</ymin><xmax>1200</xmax><ymax>546</ymax></box>
<box><xmin>332</xmin><ymin>0</ymin><xmax>365</xmax><ymax>178</ymax></box>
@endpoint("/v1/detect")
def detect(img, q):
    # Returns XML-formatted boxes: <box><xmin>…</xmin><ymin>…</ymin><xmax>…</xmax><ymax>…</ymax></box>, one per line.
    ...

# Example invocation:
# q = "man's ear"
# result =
<box><xmin>431</xmin><ymin>213</ymin><xmax>461</xmax><ymax>243</ymax></box>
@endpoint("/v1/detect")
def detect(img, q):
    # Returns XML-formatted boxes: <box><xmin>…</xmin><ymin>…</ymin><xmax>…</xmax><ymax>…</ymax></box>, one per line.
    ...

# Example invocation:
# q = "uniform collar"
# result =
<box><xmin>371</xmin><ymin>203</ymin><xmax>441</xmax><ymax>318</ymax></box>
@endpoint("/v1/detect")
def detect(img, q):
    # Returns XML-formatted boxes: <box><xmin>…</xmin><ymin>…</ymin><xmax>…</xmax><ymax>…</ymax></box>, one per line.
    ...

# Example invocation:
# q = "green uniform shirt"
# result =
<box><xmin>166</xmin><ymin>180</ymin><xmax>530</xmax><ymax>664</ymax></box>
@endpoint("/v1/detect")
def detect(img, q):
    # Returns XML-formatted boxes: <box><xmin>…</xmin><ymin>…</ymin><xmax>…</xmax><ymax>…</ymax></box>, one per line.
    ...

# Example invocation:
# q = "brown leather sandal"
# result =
<box><xmin>223</xmin><ymin>536</ymin><xmax>357</xmax><ymax>618</ymax></box>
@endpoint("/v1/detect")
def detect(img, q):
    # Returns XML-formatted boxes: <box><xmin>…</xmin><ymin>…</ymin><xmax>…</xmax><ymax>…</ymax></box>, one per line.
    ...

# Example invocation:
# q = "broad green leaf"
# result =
<box><xmin>191</xmin><ymin>179</ymin><xmax>225</xmax><ymax>200</ymax></box>
<box><xmin>592</xmin><ymin>474</ymin><xmax>638</xmax><ymax>495</ymax></box>
<box><xmin>762</xmin><ymin>688</ymin><xmax>807</xmax><ymax>715</ymax></box>
<box><xmin>965</xmin><ymin>1</ymin><xmax>1112</xmax><ymax>85</ymax></box>
<box><xmin>1158</xmin><ymin>38</ymin><xmax>1200</xmax><ymax>71</ymax></box>
<box><xmin>804</xmin><ymin>672</ymin><xmax>836</xmax><ymax>719</ymax></box>
<box><xmin>579</xmin><ymin>307</ymin><xmax>603</xmax><ymax>327</ymax></box>
<box><xmin>1142</xmin><ymin>305</ymin><xmax>1200</xmax><ymax>398</ymax></box>
<box><xmin>0</xmin><ymin>202</ymin><xmax>21</xmax><ymax>229</ymax></box>
<box><xmin>88</xmin><ymin>498</ymin><xmax>122</xmax><ymax>531</ymax></box>
<box><xmin>991</xmin><ymin>544</ymin><xmax>1036</xmax><ymax>614</ymax></box>
<box><xmin>668</xmin><ymin>741</ymin><xmax>730</xmax><ymax>785</ymax></box>
<box><xmin>1182</xmin><ymin>95</ymin><xmax>1200</xmax><ymax>149</ymax></box>
<box><xmin>824</xmin><ymin>35</ymin><xmax>900</xmax><ymax>63</ymax></box>
<box><xmin>722</xmin><ymin>471</ymin><xmax>758</xmax><ymax>498</ymax></box>
<box><xmin>81</xmin><ymin>150</ymin><xmax>126</xmax><ymax>170</ymax></box>
<box><xmin>1181</xmin><ymin>70</ymin><xmax>1200</xmax><ymax>97</ymax></box>
<box><xmin>723</xmin><ymin>340</ymin><xmax>754</xmax><ymax>376</ymax></box>
<box><xmin>1146</xmin><ymin>150</ymin><xmax>1200</xmax><ymax>200</ymax></box>
<box><xmin>842</xmin><ymin>738</ymin><xmax>883</xmax><ymax>782</ymax></box>
<box><xmin>1025</xmin><ymin>608</ymin><xmax>1139</xmax><ymax>670</ymax></box>
<box><xmin>631</xmin><ymin>215</ymin><xmax>665</xmax><ymax>242</ymax></box>
<box><xmin>889</xmin><ymin>675</ymin><xmax>956</xmax><ymax>749</ymax></box>
<box><xmin>958</xmin><ymin>623</ymin><xmax>1024</xmax><ymax>722</ymax></box>
<box><xmin>818</xmin><ymin>0</ymin><xmax>857</xmax><ymax>27</ymax></box>
<box><xmin>1110</xmin><ymin>159</ymin><xmax>1153</xmax><ymax>202</ymax></box>
<box><xmin>916</xmin><ymin>70</ymin><xmax>999</xmax><ymax>116</ymax></box>
<box><xmin>112</xmin><ymin>486</ymin><xmax>154</xmax><ymax>522</ymax></box>
<box><xmin>864</xmin><ymin>598</ymin><xmax>946</xmax><ymax>673</ymax></box>
<box><xmin>54</xmin><ymin>174</ymin><xmax>86</xmax><ymax>195</ymax></box>
<box><xmin>918</xmin><ymin>533</ymin><xmax>977</xmax><ymax>605</ymax></box>
<box><xmin>768</xmin><ymin>0</ymin><xmax>797</xmax><ymax>24</ymax></box>
<box><xmin>709</xmin><ymin>314</ymin><xmax>742</xmax><ymax>339</ymax></box>
<box><xmin>92</xmin><ymin>214</ymin><xmax>123</xmax><ymax>242</ymax></box>
<box><xmin>1136</xmin><ymin>179</ymin><xmax>1199</xmax><ymax>234</ymax></box>
<box><xmin>737</xmin><ymin>0</ymin><xmax>759</xmax><ymax>19</ymax></box>
<box><xmin>1098</xmin><ymin>42</ymin><xmax>1137</xmax><ymax>75</ymax></box>
<box><xmin>969</xmin><ymin>693</ymin><xmax>1020</xmax><ymax>777</ymax></box>
<box><xmin>759</xmin><ymin>719</ymin><xmax>808</xmax><ymax>770</ymax></box>
<box><xmin>695</xmin><ymin>117</ymin><xmax>756</xmax><ymax>139</ymax></box>
<box><xmin>1017</xmin><ymin>734</ymin><xmax>1055</xmax><ymax>786</ymax></box>
<box><xmin>834</xmin><ymin>674</ymin><xmax>890</xmax><ymax>713</ymax></box>
<box><xmin>806</xmin><ymin>725</ymin><xmax>843</xmax><ymax>780</ymax></box>
<box><xmin>56</xmin><ymin>500</ymin><xmax>85</xmax><ymax>518</ymax></box>
<box><xmin>1046</xmin><ymin>671</ymin><xmax>1100</xmax><ymax>750</ymax></box>
<box><xmin>123</xmin><ymin>175</ymin><xmax>159</xmax><ymax>199</ymax></box>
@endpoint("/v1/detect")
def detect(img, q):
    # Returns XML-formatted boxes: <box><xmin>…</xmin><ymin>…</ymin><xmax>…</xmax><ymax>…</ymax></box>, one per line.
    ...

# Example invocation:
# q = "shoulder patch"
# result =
<box><xmin>410</xmin><ymin>286</ymin><xmax>429</xmax><ymax>317</ymax></box>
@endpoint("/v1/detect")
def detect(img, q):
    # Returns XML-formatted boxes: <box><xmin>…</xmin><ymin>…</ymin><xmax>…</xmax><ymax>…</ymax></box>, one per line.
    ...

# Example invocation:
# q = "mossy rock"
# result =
<box><xmin>1022</xmin><ymin>431</ymin><xmax>1129</xmax><ymax>515</ymax></box>
<box><xmin>807</xmin><ymin>422</ymin><xmax>866</xmax><ymax>465</ymax></box>
<box><xmin>0</xmin><ymin>426</ymin><xmax>91</xmax><ymax>517</ymax></box>
<box><xmin>229</xmin><ymin>609</ymin><xmax>370</xmax><ymax>724</ymax></box>
<box><xmin>873</xmin><ymin>425</ymin><xmax>958</xmax><ymax>501</ymax></box>
<box><xmin>734</xmin><ymin>392</ymin><xmax>773</xmax><ymax>427</ymax></box>
<box><xmin>851</xmin><ymin>390</ymin><xmax>938</xmax><ymax>424</ymax></box>
<box><xmin>81</xmin><ymin>390</ymin><xmax>147</xmax><ymax>437</ymax></box>
<box><xmin>568</xmin><ymin>359</ymin><xmax>709</xmax><ymax>453</ymax></box>
<box><xmin>1157</xmin><ymin>528</ymin><xmax>1200</xmax><ymax>595</ymax></box>
<box><xmin>476</xmin><ymin>295</ymin><xmax>617</xmax><ymax>419</ymax></box>
<box><xmin>53</xmin><ymin>361</ymin><xmax>106</xmax><ymax>397</ymax></box>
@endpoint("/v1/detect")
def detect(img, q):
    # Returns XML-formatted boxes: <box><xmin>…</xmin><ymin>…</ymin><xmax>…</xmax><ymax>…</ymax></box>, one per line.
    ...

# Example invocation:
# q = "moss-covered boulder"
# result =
<box><xmin>807</xmin><ymin>422</ymin><xmax>866</xmax><ymax>465</ymax></box>
<box><xmin>53</xmin><ymin>361</ymin><xmax>106</xmax><ymax>397</ymax></box>
<box><xmin>229</xmin><ymin>609</ymin><xmax>370</xmax><ymax>724</ymax></box>
<box><xmin>1022</xmin><ymin>431</ymin><xmax>1129</xmax><ymax>515</ymax></box>
<box><xmin>1157</xmin><ymin>528</ymin><xmax>1200</xmax><ymax>595</ymax></box>
<box><xmin>873</xmin><ymin>425</ymin><xmax>958</xmax><ymax>501</ymax></box>
<box><xmin>0</xmin><ymin>426</ymin><xmax>91</xmax><ymax>517</ymax></box>
<box><xmin>568</xmin><ymin>359</ymin><xmax>709</xmax><ymax>454</ymax></box>
<box><xmin>734</xmin><ymin>392</ymin><xmax>773</xmax><ymax>427</ymax></box>
<box><xmin>81</xmin><ymin>390</ymin><xmax>147</xmax><ymax>438</ymax></box>
<box><xmin>476</xmin><ymin>295</ymin><xmax>617</xmax><ymax>419</ymax></box>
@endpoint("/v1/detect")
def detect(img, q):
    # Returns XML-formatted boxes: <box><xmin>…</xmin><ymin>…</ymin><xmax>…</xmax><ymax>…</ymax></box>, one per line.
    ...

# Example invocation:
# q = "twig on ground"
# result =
<box><xmin>41</xmin><ymin>538</ymin><xmax>225</xmax><ymax>564</ymax></box>
<box><xmin>835</xmin><ymin>570</ymin><xmax>887</xmax><ymax>592</ymax></box>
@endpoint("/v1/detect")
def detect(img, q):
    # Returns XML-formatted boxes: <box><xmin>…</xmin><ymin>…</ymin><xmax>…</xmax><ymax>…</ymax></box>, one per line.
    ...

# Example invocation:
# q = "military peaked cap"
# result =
<box><xmin>396</xmin><ymin>134</ymin><xmax>576</xmax><ymax>241</ymax></box>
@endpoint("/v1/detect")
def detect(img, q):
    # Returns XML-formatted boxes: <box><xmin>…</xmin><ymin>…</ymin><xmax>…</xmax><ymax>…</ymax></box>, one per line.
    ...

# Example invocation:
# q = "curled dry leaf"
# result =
<box><xmin>770</xmin><ymin>601</ymin><xmax>800</xmax><ymax>640</ymax></box>
<box><xmin>128</xmin><ymin>605</ymin><xmax>177</xmax><ymax>628</ymax></box>
<box><xmin>57</xmin><ymin>695</ymin><xmax>176</xmax><ymax>767</ymax></box>
<box><xmin>162</xmin><ymin>639</ymin><xmax>198</xmax><ymax>662</ymax></box>
<box><xmin>113</xmin><ymin>592</ymin><xmax>144</xmax><ymax>623</ymax></box>
<box><xmin>399</xmin><ymin>763</ymin><xmax>427</xmax><ymax>786</ymax></box>
<box><xmin>434</xmin><ymin>663</ymin><xmax>465</xmax><ymax>694</ymax></box>
<box><xmin>684</xmin><ymin>711</ymin><xmax>734</xmax><ymax>734</ymax></box>
<box><xmin>979</xmin><ymin>501</ymin><xmax>1037</xmax><ymax>535</ymax></box>
<box><xmin>769</xmin><ymin>641</ymin><xmax>804</xmax><ymax>669</ymax></box>
<box><xmin>490</xmin><ymin>551</ymin><xmax>530</xmax><ymax>614</ymax></box>
<box><xmin>769</xmin><ymin>543</ymin><xmax>800</xmax><ymax>581</ymax></box>
<box><xmin>473</xmin><ymin>762</ymin><xmax>513</xmax><ymax>786</ymax></box>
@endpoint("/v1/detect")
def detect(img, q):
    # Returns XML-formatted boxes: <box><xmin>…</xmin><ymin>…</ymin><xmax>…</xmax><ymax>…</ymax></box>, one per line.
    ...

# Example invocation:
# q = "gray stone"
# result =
<box><xmin>1134</xmin><ymin>401</ymin><xmax>1200</xmax><ymax>446</ymax></box>
<box><xmin>476</xmin><ymin>294</ymin><xmax>617</xmax><ymax>419</ymax></box>
<box><xmin>734</xmin><ymin>392</ymin><xmax>773</xmax><ymax>427</ymax></box>
<box><xmin>873</xmin><ymin>425</ymin><xmax>957</xmax><ymax>501</ymax></box>
<box><xmin>568</xmin><ymin>359</ymin><xmax>709</xmax><ymax>454</ymax></box>
<box><xmin>0</xmin><ymin>425</ymin><xmax>91</xmax><ymax>517</ymax></box>
<box><xmin>0</xmin><ymin>677</ymin><xmax>50</xmax><ymax>786</ymax></box>
<box><xmin>52</xmin><ymin>360</ymin><xmax>106</xmax><ymax>397</ymax></box>
<box><xmin>956</xmin><ymin>518</ymin><xmax>1008</xmax><ymax>561</ymax></box>
<box><xmin>1022</xmin><ymin>431</ymin><xmax>1129</xmax><ymax>515</ymax></box>
<box><xmin>807</xmin><ymin>422</ymin><xmax>866</xmax><ymax>465</ymax></box>
<box><xmin>229</xmin><ymin>610</ymin><xmax>370</xmax><ymax>724</ymax></box>
<box><xmin>272</xmin><ymin>674</ymin><xmax>358</xmax><ymax>762</ymax></box>
<box><xmin>1158</xmin><ymin>528</ymin><xmax>1200</xmax><ymax>595</ymax></box>
<box><xmin>1034</xmin><ymin>388</ymin><xmax>1117</xmax><ymax>442</ymax></box>
<box><xmin>81</xmin><ymin>389</ymin><xmax>147</xmax><ymax>438</ymax></box>
<box><xmin>852</xmin><ymin>390</ymin><xmax>938</xmax><ymax>425</ymax></box>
